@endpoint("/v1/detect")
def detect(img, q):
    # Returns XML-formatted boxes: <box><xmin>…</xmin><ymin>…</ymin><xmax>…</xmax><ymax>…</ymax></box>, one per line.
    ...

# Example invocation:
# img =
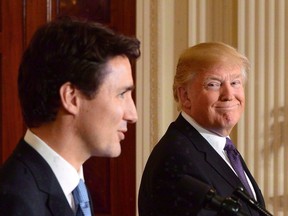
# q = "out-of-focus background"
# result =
<box><xmin>1</xmin><ymin>1</ymin><xmax>288</xmax><ymax>215</ymax></box>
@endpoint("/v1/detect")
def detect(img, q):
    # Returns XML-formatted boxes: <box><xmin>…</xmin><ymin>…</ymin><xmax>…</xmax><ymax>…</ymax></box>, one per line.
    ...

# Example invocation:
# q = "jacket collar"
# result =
<box><xmin>174</xmin><ymin>114</ymin><xmax>245</xmax><ymax>188</ymax></box>
<box><xmin>14</xmin><ymin>140</ymin><xmax>75</xmax><ymax>215</ymax></box>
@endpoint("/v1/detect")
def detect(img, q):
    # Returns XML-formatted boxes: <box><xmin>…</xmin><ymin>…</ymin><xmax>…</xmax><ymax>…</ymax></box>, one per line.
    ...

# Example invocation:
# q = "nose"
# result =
<box><xmin>220</xmin><ymin>82</ymin><xmax>234</xmax><ymax>101</ymax></box>
<box><xmin>125</xmin><ymin>99</ymin><xmax>138</xmax><ymax>124</ymax></box>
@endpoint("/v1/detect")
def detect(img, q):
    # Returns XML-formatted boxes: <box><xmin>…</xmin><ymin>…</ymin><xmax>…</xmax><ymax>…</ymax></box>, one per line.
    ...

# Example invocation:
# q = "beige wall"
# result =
<box><xmin>136</xmin><ymin>0</ymin><xmax>288</xmax><ymax>215</ymax></box>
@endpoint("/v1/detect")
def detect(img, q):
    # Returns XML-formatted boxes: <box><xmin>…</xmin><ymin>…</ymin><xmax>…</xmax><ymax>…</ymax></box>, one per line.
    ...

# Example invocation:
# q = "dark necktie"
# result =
<box><xmin>72</xmin><ymin>179</ymin><xmax>92</xmax><ymax>216</ymax></box>
<box><xmin>224</xmin><ymin>137</ymin><xmax>254</xmax><ymax>198</ymax></box>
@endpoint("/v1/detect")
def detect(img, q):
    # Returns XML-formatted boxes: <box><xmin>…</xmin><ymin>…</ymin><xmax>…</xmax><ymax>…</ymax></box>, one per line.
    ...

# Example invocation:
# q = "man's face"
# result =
<box><xmin>182</xmin><ymin>65</ymin><xmax>245</xmax><ymax>136</ymax></box>
<box><xmin>77</xmin><ymin>55</ymin><xmax>137</xmax><ymax>157</ymax></box>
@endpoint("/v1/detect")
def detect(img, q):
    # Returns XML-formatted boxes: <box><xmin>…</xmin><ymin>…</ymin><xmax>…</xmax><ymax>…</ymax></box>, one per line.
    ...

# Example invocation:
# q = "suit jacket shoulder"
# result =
<box><xmin>0</xmin><ymin>139</ymin><xmax>74</xmax><ymax>216</ymax></box>
<box><xmin>138</xmin><ymin>114</ymin><xmax>265</xmax><ymax>216</ymax></box>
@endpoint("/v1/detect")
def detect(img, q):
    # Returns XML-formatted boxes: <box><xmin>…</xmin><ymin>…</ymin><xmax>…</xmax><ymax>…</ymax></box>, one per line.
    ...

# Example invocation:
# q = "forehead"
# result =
<box><xmin>197</xmin><ymin>64</ymin><xmax>244</xmax><ymax>80</ymax></box>
<box><xmin>99</xmin><ymin>56</ymin><xmax>133</xmax><ymax>88</ymax></box>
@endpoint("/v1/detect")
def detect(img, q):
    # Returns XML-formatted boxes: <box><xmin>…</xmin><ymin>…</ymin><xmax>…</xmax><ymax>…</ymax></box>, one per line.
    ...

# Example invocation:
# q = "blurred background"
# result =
<box><xmin>1</xmin><ymin>1</ymin><xmax>288</xmax><ymax>215</ymax></box>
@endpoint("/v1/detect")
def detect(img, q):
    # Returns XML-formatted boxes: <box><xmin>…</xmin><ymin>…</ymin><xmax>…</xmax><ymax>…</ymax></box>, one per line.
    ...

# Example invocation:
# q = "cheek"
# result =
<box><xmin>241</xmin><ymin>95</ymin><xmax>245</xmax><ymax>106</ymax></box>
<box><xmin>200</xmin><ymin>92</ymin><xmax>218</xmax><ymax>107</ymax></box>
<box><xmin>237</xmin><ymin>88</ymin><xmax>245</xmax><ymax>101</ymax></box>
<box><xmin>102</xmin><ymin>106</ymin><xmax>123</xmax><ymax>127</ymax></box>
<box><xmin>237</xmin><ymin>94</ymin><xmax>245</xmax><ymax>114</ymax></box>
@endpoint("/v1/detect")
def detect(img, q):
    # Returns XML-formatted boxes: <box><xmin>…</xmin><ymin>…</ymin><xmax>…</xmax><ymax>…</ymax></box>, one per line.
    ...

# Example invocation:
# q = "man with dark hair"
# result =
<box><xmin>0</xmin><ymin>17</ymin><xmax>140</xmax><ymax>216</ymax></box>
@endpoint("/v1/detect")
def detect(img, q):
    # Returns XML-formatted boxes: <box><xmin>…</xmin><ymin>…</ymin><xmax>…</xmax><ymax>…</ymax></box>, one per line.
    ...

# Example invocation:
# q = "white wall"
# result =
<box><xmin>136</xmin><ymin>0</ymin><xmax>288</xmax><ymax>215</ymax></box>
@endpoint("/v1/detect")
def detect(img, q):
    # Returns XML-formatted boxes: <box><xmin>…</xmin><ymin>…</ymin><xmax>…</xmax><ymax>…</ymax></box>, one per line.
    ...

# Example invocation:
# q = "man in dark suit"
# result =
<box><xmin>0</xmin><ymin>17</ymin><xmax>140</xmax><ymax>216</ymax></box>
<box><xmin>138</xmin><ymin>42</ymin><xmax>266</xmax><ymax>215</ymax></box>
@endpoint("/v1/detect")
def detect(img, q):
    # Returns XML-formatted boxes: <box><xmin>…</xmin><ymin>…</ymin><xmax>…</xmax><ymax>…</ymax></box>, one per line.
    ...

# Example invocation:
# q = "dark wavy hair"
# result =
<box><xmin>18</xmin><ymin>17</ymin><xmax>140</xmax><ymax>128</ymax></box>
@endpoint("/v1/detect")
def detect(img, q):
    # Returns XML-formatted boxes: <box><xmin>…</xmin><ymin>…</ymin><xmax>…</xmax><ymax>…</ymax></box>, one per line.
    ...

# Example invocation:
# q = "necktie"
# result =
<box><xmin>224</xmin><ymin>138</ymin><xmax>254</xmax><ymax>198</ymax></box>
<box><xmin>72</xmin><ymin>179</ymin><xmax>92</xmax><ymax>216</ymax></box>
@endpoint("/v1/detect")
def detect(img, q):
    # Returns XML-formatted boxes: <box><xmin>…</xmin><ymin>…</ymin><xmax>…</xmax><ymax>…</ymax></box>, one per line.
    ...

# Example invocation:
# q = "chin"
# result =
<box><xmin>110</xmin><ymin>151</ymin><xmax>121</xmax><ymax>158</ymax></box>
<box><xmin>109</xmin><ymin>145</ymin><xmax>122</xmax><ymax>158</ymax></box>
<box><xmin>93</xmin><ymin>145</ymin><xmax>121</xmax><ymax>158</ymax></box>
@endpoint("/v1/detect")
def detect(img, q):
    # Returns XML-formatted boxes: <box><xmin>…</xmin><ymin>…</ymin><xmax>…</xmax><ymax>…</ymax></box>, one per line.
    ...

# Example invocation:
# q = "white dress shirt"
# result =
<box><xmin>24</xmin><ymin>129</ymin><xmax>84</xmax><ymax>212</ymax></box>
<box><xmin>181</xmin><ymin>111</ymin><xmax>257</xmax><ymax>199</ymax></box>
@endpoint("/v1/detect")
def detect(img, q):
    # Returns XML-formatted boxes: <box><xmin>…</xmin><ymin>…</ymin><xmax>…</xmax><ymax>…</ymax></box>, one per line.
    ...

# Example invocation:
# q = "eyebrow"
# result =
<box><xmin>122</xmin><ymin>85</ymin><xmax>135</xmax><ymax>92</ymax></box>
<box><xmin>205</xmin><ymin>74</ymin><xmax>243</xmax><ymax>81</ymax></box>
<box><xmin>204</xmin><ymin>76</ymin><xmax>222</xmax><ymax>82</ymax></box>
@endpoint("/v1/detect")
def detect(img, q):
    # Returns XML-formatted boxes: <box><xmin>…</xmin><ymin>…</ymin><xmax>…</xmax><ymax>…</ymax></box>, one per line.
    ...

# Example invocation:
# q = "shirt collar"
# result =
<box><xmin>24</xmin><ymin>129</ymin><xmax>83</xmax><ymax>197</ymax></box>
<box><xmin>181</xmin><ymin>111</ymin><xmax>227</xmax><ymax>154</ymax></box>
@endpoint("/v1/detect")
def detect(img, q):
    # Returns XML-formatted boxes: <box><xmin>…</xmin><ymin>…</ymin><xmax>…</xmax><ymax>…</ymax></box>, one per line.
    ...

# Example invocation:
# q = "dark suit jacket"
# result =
<box><xmin>138</xmin><ymin>114</ymin><xmax>265</xmax><ymax>216</ymax></box>
<box><xmin>0</xmin><ymin>139</ymin><xmax>93</xmax><ymax>216</ymax></box>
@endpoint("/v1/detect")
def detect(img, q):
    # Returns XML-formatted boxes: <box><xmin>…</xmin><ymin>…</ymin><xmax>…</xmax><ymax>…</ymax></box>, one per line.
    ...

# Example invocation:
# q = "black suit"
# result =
<box><xmin>138</xmin><ymin>114</ymin><xmax>265</xmax><ymax>216</ymax></box>
<box><xmin>0</xmin><ymin>140</ymin><xmax>93</xmax><ymax>216</ymax></box>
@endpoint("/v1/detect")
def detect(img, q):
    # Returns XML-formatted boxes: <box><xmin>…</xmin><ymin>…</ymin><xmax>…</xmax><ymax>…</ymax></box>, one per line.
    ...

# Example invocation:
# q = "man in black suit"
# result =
<box><xmin>0</xmin><ymin>17</ymin><xmax>140</xmax><ymax>216</ymax></box>
<box><xmin>138</xmin><ymin>42</ymin><xmax>265</xmax><ymax>215</ymax></box>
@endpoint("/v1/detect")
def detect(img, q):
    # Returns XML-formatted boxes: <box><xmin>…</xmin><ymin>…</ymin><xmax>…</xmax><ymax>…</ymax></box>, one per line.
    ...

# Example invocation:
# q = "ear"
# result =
<box><xmin>177</xmin><ymin>86</ymin><xmax>191</xmax><ymax>109</ymax></box>
<box><xmin>59</xmin><ymin>82</ymin><xmax>80</xmax><ymax>115</ymax></box>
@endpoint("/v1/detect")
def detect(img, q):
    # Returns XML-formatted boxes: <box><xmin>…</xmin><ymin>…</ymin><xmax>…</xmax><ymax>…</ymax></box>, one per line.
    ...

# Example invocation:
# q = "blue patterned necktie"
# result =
<box><xmin>72</xmin><ymin>179</ymin><xmax>92</xmax><ymax>216</ymax></box>
<box><xmin>224</xmin><ymin>137</ymin><xmax>254</xmax><ymax>198</ymax></box>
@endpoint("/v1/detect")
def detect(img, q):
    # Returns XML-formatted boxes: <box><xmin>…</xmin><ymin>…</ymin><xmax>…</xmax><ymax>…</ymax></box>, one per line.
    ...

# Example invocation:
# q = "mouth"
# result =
<box><xmin>118</xmin><ymin>130</ymin><xmax>127</xmax><ymax>140</ymax></box>
<box><xmin>215</xmin><ymin>104</ymin><xmax>239</xmax><ymax>111</ymax></box>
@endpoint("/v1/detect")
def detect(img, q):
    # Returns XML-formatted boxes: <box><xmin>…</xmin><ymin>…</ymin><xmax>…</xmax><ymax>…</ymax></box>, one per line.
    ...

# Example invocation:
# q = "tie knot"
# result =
<box><xmin>73</xmin><ymin>179</ymin><xmax>90</xmax><ymax>204</ymax></box>
<box><xmin>72</xmin><ymin>179</ymin><xmax>92</xmax><ymax>216</ymax></box>
<box><xmin>224</xmin><ymin>137</ymin><xmax>236</xmax><ymax>152</ymax></box>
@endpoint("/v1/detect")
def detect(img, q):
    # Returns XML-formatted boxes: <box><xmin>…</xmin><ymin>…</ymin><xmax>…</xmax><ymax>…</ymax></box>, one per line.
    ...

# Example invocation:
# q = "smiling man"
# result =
<box><xmin>138</xmin><ymin>42</ymin><xmax>265</xmax><ymax>216</ymax></box>
<box><xmin>0</xmin><ymin>17</ymin><xmax>140</xmax><ymax>216</ymax></box>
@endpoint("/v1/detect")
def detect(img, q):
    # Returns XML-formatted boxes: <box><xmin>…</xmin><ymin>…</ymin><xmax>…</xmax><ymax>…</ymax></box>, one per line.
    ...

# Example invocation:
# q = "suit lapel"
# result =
<box><xmin>174</xmin><ymin>115</ymin><xmax>244</xmax><ymax>189</ymax></box>
<box><xmin>174</xmin><ymin>114</ymin><xmax>265</xmax><ymax>207</ymax></box>
<box><xmin>15</xmin><ymin>140</ymin><xmax>75</xmax><ymax>216</ymax></box>
<box><xmin>48</xmin><ymin>197</ymin><xmax>75</xmax><ymax>216</ymax></box>
<box><xmin>239</xmin><ymin>154</ymin><xmax>265</xmax><ymax>206</ymax></box>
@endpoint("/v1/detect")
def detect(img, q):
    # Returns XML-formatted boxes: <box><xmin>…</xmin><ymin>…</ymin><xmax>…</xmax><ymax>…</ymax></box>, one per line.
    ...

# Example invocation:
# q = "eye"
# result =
<box><xmin>231</xmin><ymin>80</ymin><xmax>242</xmax><ymax>88</ymax></box>
<box><xmin>205</xmin><ymin>81</ymin><xmax>221</xmax><ymax>90</ymax></box>
<box><xmin>119</xmin><ymin>91</ymin><xmax>126</xmax><ymax>98</ymax></box>
<box><xmin>118</xmin><ymin>86</ymin><xmax>134</xmax><ymax>99</ymax></box>
<box><xmin>119</xmin><ymin>89</ymin><xmax>132</xmax><ymax>99</ymax></box>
